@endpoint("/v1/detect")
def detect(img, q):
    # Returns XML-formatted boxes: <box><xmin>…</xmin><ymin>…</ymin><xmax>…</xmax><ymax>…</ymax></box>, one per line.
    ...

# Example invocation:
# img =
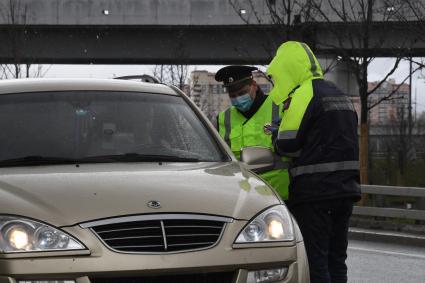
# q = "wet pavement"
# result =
<box><xmin>347</xmin><ymin>239</ymin><xmax>425</xmax><ymax>282</ymax></box>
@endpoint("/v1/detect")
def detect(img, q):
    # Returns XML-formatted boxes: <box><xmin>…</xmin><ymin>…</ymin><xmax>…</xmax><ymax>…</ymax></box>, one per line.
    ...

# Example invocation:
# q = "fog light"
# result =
<box><xmin>247</xmin><ymin>268</ymin><xmax>288</xmax><ymax>283</ymax></box>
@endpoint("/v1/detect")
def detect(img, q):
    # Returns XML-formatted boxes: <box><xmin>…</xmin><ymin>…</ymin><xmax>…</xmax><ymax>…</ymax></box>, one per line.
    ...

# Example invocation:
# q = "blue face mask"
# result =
<box><xmin>231</xmin><ymin>93</ymin><xmax>253</xmax><ymax>112</ymax></box>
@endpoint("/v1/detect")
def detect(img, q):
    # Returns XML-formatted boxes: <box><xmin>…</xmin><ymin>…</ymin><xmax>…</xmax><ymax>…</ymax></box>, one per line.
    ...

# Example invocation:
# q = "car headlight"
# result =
<box><xmin>0</xmin><ymin>216</ymin><xmax>85</xmax><ymax>253</ymax></box>
<box><xmin>235</xmin><ymin>205</ymin><xmax>294</xmax><ymax>243</ymax></box>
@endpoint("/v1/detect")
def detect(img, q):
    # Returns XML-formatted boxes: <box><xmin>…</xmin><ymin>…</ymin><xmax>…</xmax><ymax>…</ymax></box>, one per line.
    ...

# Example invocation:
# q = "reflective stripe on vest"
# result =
<box><xmin>279</xmin><ymin>150</ymin><xmax>301</xmax><ymax>158</ymax></box>
<box><xmin>275</xmin><ymin>80</ymin><xmax>314</xmax><ymax>158</ymax></box>
<box><xmin>301</xmin><ymin>42</ymin><xmax>321</xmax><ymax>78</ymax></box>
<box><xmin>290</xmin><ymin>161</ymin><xmax>360</xmax><ymax>177</ymax></box>
<box><xmin>218</xmin><ymin>96</ymin><xmax>286</xmax><ymax>171</ymax></box>
<box><xmin>223</xmin><ymin>108</ymin><xmax>231</xmax><ymax>147</ymax></box>
<box><xmin>221</xmin><ymin>97</ymin><xmax>280</xmax><ymax>150</ymax></box>
<box><xmin>277</xmin><ymin>130</ymin><xmax>298</xmax><ymax>140</ymax></box>
<box><xmin>321</xmin><ymin>96</ymin><xmax>356</xmax><ymax>112</ymax></box>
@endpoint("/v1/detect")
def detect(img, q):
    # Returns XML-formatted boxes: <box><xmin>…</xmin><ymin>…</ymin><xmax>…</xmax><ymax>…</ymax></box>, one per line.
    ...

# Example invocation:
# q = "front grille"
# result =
<box><xmin>90</xmin><ymin>216</ymin><xmax>228</xmax><ymax>253</ymax></box>
<box><xmin>90</xmin><ymin>271</ymin><xmax>235</xmax><ymax>283</ymax></box>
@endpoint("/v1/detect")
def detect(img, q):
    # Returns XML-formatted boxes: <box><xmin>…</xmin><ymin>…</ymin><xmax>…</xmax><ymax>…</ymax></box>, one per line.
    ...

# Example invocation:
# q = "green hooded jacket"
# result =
<box><xmin>267</xmin><ymin>41</ymin><xmax>323</xmax><ymax>105</ymax></box>
<box><xmin>267</xmin><ymin>41</ymin><xmax>323</xmax><ymax>146</ymax></box>
<box><xmin>267</xmin><ymin>41</ymin><xmax>361</xmax><ymax>205</ymax></box>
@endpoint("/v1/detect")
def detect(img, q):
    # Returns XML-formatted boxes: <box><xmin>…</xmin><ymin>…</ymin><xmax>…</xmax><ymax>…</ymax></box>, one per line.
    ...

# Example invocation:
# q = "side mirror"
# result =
<box><xmin>240</xmin><ymin>146</ymin><xmax>275</xmax><ymax>173</ymax></box>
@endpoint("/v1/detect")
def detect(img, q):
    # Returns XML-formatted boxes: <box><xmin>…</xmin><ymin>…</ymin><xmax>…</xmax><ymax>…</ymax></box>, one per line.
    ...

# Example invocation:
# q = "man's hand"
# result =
<box><xmin>263</xmin><ymin>124</ymin><xmax>279</xmax><ymax>135</ymax></box>
<box><xmin>264</xmin><ymin>119</ymin><xmax>281</xmax><ymax>141</ymax></box>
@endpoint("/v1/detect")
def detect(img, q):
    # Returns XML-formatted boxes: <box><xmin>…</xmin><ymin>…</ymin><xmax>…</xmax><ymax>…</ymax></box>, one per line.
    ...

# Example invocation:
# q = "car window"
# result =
<box><xmin>0</xmin><ymin>91</ymin><xmax>225</xmax><ymax>164</ymax></box>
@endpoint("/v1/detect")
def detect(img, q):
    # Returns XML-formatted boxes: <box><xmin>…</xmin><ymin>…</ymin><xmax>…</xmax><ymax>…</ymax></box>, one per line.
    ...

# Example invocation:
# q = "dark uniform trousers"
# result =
<box><xmin>289</xmin><ymin>198</ymin><xmax>354</xmax><ymax>283</ymax></box>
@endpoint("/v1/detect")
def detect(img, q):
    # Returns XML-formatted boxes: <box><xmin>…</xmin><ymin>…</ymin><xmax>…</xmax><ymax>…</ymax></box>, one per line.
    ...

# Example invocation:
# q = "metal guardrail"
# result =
<box><xmin>354</xmin><ymin>185</ymin><xmax>425</xmax><ymax>221</ymax></box>
<box><xmin>361</xmin><ymin>185</ymin><xmax>425</xmax><ymax>197</ymax></box>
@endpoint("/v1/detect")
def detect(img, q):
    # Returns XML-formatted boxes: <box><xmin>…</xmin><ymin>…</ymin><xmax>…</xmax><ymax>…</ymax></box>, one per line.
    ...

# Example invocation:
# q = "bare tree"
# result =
<box><xmin>404</xmin><ymin>0</ymin><xmax>425</xmax><ymax>43</ymax></box>
<box><xmin>152</xmin><ymin>64</ymin><xmax>189</xmax><ymax>91</ymax></box>
<box><xmin>375</xmin><ymin>105</ymin><xmax>425</xmax><ymax>186</ymax></box>
<box><xmin>0</xmin><ymin>0</ymin><xmax>48</xmax><ymax>79</ymax></box>
<box><xmin>417</xmin><ymin>112</ymin><xmax>425</xmax><ymax>150</ymax></box>
<box><xmin>229</xmin><ymin>0</ymin><xmax>425</xmax><ymax>185</ymax></box>
<box><xmin>229</xmin><ymin>0</ymin><xmax>303</xmax><ymax>39</ymax></box>
<box><xmin>388</xmin><ymin>102</ymin><xmax>409</xmax><ymax>185</ymax></box>
<box><xmin>229</xmin><ymin>0</ymin><xmax>339</xmax><ymax>76</ymax></box>
<box><xmin>368</xmin><ymin>63</ymin><xmax>422</xmax><ymax>111</ymax></box>
<box><xmin>229</xmin><ymin>0</ymin><xmax>313</xmax><ymax>60</ymax></box>
<box><xmin>229</xmin><ymin>0</ymin><xmax>411</xmax><ymax>183</ymax></box>
<box><xmin>151</xmin><ymin>39</ymin><xmax>189</xmax><ymax>91</ymax></box>
<box><xmin>295</xmin><ymin>0</ymin><xmax>422</xmax><ymax>184</ymax></box>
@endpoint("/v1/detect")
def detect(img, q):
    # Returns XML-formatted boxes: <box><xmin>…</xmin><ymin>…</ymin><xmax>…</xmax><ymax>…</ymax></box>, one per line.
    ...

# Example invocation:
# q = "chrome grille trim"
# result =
<box><xmin>160</xmin><ymin>220</ymin><xmax>168</xmax><ymax>251</ymax></box>
<box><xmin>167</xmin><ymin>233</ymin><xmax>221</xmax><ymax>237</ymax></box>
<box><xmin>80</xmin><ymin>214</ymin><xmax>233</xmax><ymax>228</ymax></box>
<box><xmin>168</xmin><ymin>242</ymin><xmax>215</xmax><ymax>247</ymax></box>
<box><xmin>112</xmin><ymin>244</ymin><xmax>164</xmax><ymax>248</ymax></box>
<box><xmin>165</xmin><ymin>225</ymin><xmax>221</xmax><ymax>229</ymax></box>
<box><xmin>102</xmin><ymin>235</ymin><xmax>162</xmax><ymax>241</ymax></box>
<box><xmin>84</xmin><ymin>214</ymin><xmax>231</xmax><ymax>254</ymax></box>
<box><xmin>96</xmin><ymin>226</ymin><xmax>160</xmax><ymax>234</ymax></box>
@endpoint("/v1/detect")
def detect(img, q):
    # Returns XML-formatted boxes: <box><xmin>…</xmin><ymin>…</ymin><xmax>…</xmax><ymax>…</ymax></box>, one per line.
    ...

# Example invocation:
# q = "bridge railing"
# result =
<box><xmin>354</xmin><ymin>185</ymin><xmax>425</xmax><ymax>221</ymax></box>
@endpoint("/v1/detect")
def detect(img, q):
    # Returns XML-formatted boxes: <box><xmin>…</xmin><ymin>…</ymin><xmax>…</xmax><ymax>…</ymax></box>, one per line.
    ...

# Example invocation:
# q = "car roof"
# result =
<box><xmin>0</xmin><ymin>78</ymin><xmax>178</xmax><ymax>95</ymax></box>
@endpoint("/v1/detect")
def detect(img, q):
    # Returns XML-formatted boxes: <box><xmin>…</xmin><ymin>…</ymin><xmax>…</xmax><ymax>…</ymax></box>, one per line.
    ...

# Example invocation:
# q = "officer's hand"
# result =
<box><xmin>263</xmin><ymin>124</ymin><xmax>278</xmax><ymax>143</ymax></box>
<box><xmin>264</xmin><ymin>124</ymin><xmax>279</xmax><ymax>135</ymax></box>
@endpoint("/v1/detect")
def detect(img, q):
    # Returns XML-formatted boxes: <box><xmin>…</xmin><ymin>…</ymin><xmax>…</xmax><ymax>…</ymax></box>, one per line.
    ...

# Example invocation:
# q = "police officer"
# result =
<box><xmin>215</xmin><ymin>65</ymin><xmax>289</xmax><ymax>200</ymax></box>
<box><xmin>267</xmin><ymin>42</ymin><xmax>361</xmax><ymax>283</ymax></box>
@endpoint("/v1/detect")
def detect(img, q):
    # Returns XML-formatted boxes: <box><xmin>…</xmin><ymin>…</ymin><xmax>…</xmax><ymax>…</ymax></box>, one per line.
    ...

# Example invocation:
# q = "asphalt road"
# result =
<box><xmin>347</xmin><ymin>239</ymin><xmax>425</xmax><ymax>282</ymax></box>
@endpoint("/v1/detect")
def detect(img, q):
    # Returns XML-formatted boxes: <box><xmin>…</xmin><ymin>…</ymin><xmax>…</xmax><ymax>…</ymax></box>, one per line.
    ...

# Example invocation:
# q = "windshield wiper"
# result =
<box><xmin>0</xmin><ymin>156</ymin><xmax>79</xmax><ymax>167</ymax></box>
<box><xmin>0</xmin><ymin>153</ymin><xmax>200</xmax><ymax>167</ymax></box>
<box><xmin>80</xmin><ymin>153</ymin><xmax>200</xmax><ymax>162</ymax></box>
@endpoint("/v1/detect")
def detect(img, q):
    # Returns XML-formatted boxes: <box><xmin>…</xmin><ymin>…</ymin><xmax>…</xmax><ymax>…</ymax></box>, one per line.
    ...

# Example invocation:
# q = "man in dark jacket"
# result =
<box><xmin>267</xmin><ymin>41</ymin><xmax>361</xmax><ymax>283</ymax></box>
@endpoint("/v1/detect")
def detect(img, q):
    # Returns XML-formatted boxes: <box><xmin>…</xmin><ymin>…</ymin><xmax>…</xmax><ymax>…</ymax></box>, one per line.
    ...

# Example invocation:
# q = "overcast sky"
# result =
<box><xmin>42</xmin><ymin>58</ymin><xmax>425</xmax><ymax>113</ymax></box>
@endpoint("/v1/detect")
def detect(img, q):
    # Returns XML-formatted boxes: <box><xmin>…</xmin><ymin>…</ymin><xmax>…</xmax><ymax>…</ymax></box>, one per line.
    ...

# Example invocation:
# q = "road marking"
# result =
<box><xmin>348</xmin><ymin>246</ymin><xmax>425</xmax><ymax>259</ymax></box>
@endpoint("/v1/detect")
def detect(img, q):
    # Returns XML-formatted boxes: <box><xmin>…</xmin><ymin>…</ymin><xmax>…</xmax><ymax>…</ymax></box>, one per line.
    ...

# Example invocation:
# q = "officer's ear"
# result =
<box><xmin>251</xmin><ymin>80</ymin><xmax>258</xmax><ymax>90</ymax></box>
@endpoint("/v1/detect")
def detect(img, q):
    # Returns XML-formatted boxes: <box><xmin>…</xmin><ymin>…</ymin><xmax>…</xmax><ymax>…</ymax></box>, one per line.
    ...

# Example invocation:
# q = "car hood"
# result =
<box><xmin>0</xmin><ymin>162</ymin><xmax>281</xmax><ymax>227</ymax></box>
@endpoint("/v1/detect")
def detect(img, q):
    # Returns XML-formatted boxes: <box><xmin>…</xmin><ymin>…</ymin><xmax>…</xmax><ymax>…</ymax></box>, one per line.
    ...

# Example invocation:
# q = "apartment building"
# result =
<box><xmin>367</xmin><ymin>78</ymin><xmax>410</xmax><ymax>124</ymax></box>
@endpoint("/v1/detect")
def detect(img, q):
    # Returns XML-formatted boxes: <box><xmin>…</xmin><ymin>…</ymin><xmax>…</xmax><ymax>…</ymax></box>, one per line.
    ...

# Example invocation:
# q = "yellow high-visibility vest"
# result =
<box><xmin>218</xmin><ymin>95</ymin><xmax>289</xmax><ymax>200</ymax></box>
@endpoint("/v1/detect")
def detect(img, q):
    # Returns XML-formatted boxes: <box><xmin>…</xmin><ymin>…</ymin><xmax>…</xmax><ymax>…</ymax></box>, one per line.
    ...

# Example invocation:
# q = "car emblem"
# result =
<box><xmin>147</xmin><ymin>200</ymin><xmax>161</xmax><ymax>209</ymax></box>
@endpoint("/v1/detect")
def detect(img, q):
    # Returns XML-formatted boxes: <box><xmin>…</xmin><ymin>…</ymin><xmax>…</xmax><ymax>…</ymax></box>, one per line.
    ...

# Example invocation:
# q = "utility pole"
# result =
<box><xmin>415</xmin><ymin>84</ymin><xmax>417</xmax><ymax>123</ymax></box>
<box><xmin>409</xmin><ymin>58</ymin><xmax>413</xmax><ymax>138</ymax></box>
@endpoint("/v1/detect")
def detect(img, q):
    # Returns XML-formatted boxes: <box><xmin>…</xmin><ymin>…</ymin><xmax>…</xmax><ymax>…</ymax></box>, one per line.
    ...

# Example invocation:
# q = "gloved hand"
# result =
<box><xmin>264</xmin><ymin>118</ymin><xmax>281</xmax><ymax>133</ymax></box>
<box><xmin>263</xmin><ymin>124</ymin><xmax>279</xmax><ymax>135</ymax></box>
<box><xmin>264</xmin><ymin>119</ymin><xmax>281</xmax><ymax>142</ymax></box>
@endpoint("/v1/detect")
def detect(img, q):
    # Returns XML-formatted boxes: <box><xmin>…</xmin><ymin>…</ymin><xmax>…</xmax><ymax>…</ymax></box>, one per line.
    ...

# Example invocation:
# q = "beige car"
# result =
<box><xmin>0</xmin><ymin>78</ymin><xmax>309</xmax><ymax>283</ymax></box>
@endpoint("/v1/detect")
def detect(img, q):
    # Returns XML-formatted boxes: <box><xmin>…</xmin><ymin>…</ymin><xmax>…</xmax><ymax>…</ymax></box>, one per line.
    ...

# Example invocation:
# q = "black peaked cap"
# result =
<box><xmin>215</xmin><ymin>65</ymin><xmax>258</xmax><ymax>92</ymax></box>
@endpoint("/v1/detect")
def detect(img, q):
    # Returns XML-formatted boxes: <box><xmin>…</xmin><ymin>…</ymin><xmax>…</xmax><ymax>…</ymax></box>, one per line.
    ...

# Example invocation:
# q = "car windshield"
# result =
<box><xmin>0</xmin><ymin>91</ymin><xmax>225</xmax><ymax>166</ymax></box>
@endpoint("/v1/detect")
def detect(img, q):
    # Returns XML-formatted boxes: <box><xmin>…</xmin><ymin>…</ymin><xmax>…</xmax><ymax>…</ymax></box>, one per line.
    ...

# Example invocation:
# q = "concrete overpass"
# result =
<box><xmin>0</xmin><ymin>0</ymin><xmax>424</xmax><ymax>64</ymax></box>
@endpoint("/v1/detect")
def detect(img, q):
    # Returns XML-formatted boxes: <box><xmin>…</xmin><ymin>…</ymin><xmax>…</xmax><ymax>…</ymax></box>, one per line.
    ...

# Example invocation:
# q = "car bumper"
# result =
<box><xmin>0</xmin><ymin>222</ymin><xmax>309</xmax><ymax>283</ymax></box>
